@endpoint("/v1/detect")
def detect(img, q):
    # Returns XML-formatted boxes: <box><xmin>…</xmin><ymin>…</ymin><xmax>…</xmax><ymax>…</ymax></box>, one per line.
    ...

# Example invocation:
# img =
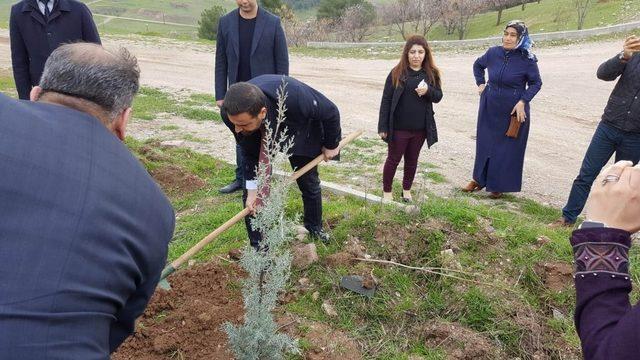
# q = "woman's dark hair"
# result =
<box><xmin>222</xmin><ymin>82</ymin><xmax>267</xmax><ymax>117</ymax></box>
<box><xmin>391</xmin><ymin>35</ymin><xmax>441</xmax><ymax>89</ymax></box>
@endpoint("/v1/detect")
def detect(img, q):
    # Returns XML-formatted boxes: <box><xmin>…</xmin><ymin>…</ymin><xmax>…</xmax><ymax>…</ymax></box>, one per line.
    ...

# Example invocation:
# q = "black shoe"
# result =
<box><xmin>309</xmin><ymin>230</ymin><xmax>330</xmax><ymax>244</ymax></box>
<box><xmin>219</xmin><ymin>180</ymin><xmax>242</xmax><ymax>194</ymax></box>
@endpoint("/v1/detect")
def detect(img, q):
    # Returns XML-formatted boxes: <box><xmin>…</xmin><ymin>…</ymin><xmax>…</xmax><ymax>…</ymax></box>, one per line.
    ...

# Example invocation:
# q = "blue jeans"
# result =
<box><xmin>562</xmin><ymin>122</ymin><xmax>640</xmax><ymax>223</ymax></box>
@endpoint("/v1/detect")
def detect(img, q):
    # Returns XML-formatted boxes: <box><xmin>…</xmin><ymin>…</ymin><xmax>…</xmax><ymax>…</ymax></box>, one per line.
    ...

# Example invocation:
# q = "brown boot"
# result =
<box><xmin>461</xmin><ymin>180</ymin><xmax>483</xmax><ymax>192</ymax></box>
<box><xmin>548</xmin><ymin>218</ymin><xmax>575</xmax><ymax>229</ymax></box>
<box><xmin>488</xmin><ymin>192</ymin><xmax>503</xmax><ymax>199</ymax></box>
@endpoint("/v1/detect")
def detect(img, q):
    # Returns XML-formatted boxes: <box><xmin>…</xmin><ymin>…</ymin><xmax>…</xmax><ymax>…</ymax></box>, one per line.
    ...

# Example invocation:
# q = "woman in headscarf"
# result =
<box><xmin>461</xmin><ymin>20</ymin><xmax>542</xmax><ymax>198</ymax></box>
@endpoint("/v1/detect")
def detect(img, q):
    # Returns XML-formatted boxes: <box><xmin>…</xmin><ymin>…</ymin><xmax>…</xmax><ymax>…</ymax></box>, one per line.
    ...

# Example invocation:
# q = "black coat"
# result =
<box><xmin>597</xmin><ymin>53</ymin><xmax>640</xmax><ymax>133</ymax></box>
<box><xmin>377</xmin><ymin>69</ymin><xmax>443</xmax><ymax>147</ymax></box>
<box><xmin>9</xmin><ymin>0</ymin><xmax>101</xmax><ymax>99</ymax></box>
<box><xmin>222</xmin><ymin>75</ymin><xmax>342</xmax><ymax>181</ymax></box>
<box><xmin>215</xmin><ymin>7</ymin><xmax>289</xmax><ymax>101</ymax></box>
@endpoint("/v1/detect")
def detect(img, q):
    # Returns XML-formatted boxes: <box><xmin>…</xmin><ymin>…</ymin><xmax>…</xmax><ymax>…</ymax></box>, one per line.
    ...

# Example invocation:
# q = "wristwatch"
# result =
<box><xmin>618</xmin><ymin>51</ymin><xmax>630</xmax><ymax>62</ymax></box>
<box><xmin>578</xmin><ymin>220</ymin><xmax>607</xmax><ymax>229</ymax></box>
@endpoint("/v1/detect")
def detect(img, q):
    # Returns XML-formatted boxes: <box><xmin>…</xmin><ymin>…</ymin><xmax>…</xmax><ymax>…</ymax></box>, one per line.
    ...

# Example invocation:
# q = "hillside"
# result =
<box><xmin>0</xmin><ymin>0</ymin><xmax>638</xmax><ymax>40</ymax></box>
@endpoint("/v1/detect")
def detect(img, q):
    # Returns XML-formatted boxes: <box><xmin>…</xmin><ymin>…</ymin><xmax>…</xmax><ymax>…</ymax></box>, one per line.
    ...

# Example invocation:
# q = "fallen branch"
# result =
<box><xmin>354</xmin><ymin>257</ymin><xmax>517</xmax><ymax>293</ymax></box>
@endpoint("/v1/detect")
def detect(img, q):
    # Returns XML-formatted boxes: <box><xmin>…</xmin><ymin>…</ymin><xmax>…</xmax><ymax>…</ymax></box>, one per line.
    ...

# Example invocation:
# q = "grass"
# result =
<box><xmin>124</xmin><ymin>136</ymin><xmax>604</xmax><ymax>358</ymax></box>
<box><xmin>132</xmin><ymin>86</ymin><xmax>221</xmax><ymax>122</ymax></box>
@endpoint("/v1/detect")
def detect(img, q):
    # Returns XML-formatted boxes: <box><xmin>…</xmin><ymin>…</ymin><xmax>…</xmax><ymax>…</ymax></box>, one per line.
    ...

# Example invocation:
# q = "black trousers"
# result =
<box><xmin>243</xmin><ymin>155</ymin><xmax>322</xmax><ymax>249</ymax></box>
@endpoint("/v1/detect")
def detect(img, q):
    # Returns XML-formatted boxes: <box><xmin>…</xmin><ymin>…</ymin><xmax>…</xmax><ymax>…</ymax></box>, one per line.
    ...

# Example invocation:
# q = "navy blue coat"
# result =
<box><xmin>0</xmin><ymin>94</ymin><xmax>175</xmax><ymax>358</ymax></box>
<box><xmin>10</xmin><ymin>0</ymin><xmax>101</xmax><ymax>100</ymax></box>
<box><xmin>222</xmin><ymin>75</ymin><xmax>341</xmax><ymax>182</ymax></box>
<box><xmin>472</xmin><ymin>46</ymin><xmax>542</xmax><ymax>192</ymax></box>
<box><xmin>215</xmin><ymin>7</ymin><xmax>289</xmax><ymax>101</ymax></box>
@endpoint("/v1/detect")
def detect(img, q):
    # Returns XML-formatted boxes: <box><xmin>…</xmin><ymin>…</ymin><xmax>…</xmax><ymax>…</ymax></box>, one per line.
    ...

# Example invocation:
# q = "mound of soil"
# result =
<box><xmin>112</xmin><ymin>261</ymin><xmax>244</xmax><ymax>359</ymax></box>
<box><xmin>418</xmin><ymin>321</ymin><xmax>502</xmax><ymax>359</ymax></box>
<box><xmin>150</xmin><ymin>164</ymin><xmax>206</xmax><ymax>195</ymax></box>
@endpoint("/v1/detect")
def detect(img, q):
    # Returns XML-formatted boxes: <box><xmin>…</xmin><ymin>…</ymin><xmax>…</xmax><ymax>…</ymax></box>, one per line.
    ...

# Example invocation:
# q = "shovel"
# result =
<box><xmin>157</xmin><ymin>129</ymin><xmax>364</xmax><ymax>290</ymax></box>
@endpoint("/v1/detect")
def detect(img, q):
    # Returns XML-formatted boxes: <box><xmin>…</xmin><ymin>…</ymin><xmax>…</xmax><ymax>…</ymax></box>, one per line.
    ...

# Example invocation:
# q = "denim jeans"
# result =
<box><xmin>562</xmin><ymin>122</ymin><xmax>640</xmax><ymax>223</ymax></box>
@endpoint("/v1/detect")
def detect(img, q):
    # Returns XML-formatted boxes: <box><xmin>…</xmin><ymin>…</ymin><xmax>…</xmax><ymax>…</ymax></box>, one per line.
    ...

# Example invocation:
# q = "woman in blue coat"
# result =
<box><xmin>462</xmin><ymin>20</ymin><xmax>542</xmax><ymax>198</ymax></box>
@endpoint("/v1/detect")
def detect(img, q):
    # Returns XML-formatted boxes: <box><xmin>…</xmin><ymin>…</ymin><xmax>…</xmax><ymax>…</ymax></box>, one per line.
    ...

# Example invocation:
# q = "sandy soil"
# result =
<box><xmin>0</xmin><ymin>30</ymin><xmax>626</xmax><ymax>208</ymax></box>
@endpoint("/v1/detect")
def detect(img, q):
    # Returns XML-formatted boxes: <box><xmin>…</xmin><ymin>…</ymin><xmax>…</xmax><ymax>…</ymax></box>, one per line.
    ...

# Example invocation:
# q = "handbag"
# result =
<box><xmin>505</xmin><ymin>113</ymin><xmax>521</xmax><ymax>139</ymax></box>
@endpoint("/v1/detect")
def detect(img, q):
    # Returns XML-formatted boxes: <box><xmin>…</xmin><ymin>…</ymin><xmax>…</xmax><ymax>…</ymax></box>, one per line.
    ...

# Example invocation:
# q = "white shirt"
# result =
<box><xmin>37</xmin><ymin>0</ymin><xmax>54</xmax><ymax>15</ymax></box>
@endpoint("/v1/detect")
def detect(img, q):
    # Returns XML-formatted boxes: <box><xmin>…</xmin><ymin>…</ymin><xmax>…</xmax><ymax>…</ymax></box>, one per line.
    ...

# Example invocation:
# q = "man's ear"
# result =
<box><xmin>259</xmin><ymin>107</ymin><xmax>267</xmax><ymax>121</ymax></box>
<box><xmin>112</xmin><ymin>107</ymin><xmax>132</xmax><ymax>141</ymax></box>
<box><xmin>29</xmin><ymin>86</ymin><xmax>43</xmax><ymax>102</ymax></box>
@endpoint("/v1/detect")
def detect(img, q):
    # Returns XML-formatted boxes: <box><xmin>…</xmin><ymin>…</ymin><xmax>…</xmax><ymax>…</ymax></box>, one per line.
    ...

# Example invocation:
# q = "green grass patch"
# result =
<box><xmin>161</xmin><ymin>125</ymin><xmax>180</xmax><ymax>131</ymax></box>
<box><xmin>425</xmin><ymin>171</ymin><xmax>447</xmax><ymax>184</ymax></box>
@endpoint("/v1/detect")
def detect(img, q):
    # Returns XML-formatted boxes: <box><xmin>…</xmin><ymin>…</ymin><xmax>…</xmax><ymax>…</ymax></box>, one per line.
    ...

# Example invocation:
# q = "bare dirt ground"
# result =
<box><xmin>0</xmin><ymin>30</ymin><xmax>625</xmax><ymax>208</ymax></box>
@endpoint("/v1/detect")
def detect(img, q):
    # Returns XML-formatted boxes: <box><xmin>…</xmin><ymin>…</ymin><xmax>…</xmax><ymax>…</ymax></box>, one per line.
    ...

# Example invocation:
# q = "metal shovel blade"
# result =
<box><xmin>340</xmin><ymin>275</ymin><xmax>376</xmax><ymax>298</ymax></box>
<box><xmin>157</xmin><ymin>278</ymin><xmax>171</xmax><ymax>290</ymax></box>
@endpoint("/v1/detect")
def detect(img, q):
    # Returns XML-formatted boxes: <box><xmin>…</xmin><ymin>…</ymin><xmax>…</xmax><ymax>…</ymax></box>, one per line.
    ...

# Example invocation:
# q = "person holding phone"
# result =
<box><xmin>378</xmin><ymin>35</ymin><xmax>443</xmax><ymax>202</ymax></box>
<box><xmin>551</xmin><ymin>35</ymin><xmax>640</xmax><ymax>228</ymax></box>
<box><xmin>571</xmin><ymin>160</ymin><xmax>640</xmax><ymax>359</ymax></box>
<box><xmin>461</xmin><ymin>20</ymin><xmax>542</xmax><ymax>199</ymax></box>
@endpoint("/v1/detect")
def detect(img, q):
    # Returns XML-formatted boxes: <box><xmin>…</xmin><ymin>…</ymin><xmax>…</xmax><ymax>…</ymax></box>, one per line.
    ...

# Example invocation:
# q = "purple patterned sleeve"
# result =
<box><xmin>571</xmin><ymin>228</ymin><xmax>640</xmax><ymax>360</ymax></box>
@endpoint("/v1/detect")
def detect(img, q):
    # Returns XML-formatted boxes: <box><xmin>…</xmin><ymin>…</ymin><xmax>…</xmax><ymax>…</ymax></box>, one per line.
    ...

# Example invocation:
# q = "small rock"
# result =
<box><xmin>536</xmin><ymin>235</ymin><xmax>551</xmax><ymax>247</ymax></box>
<box><xmin>322</xmin><ymin>302</ymin><xmax>338</xmax><ymax>317</ymax></box>
<box><xmin>298</xmin><ymin>277</ymin><xmax>310</xmax><ymax>287</ymax></box>
<box><xmin>295</xmin><ymin>225</ymin><xmax>309</xmax><ymax>236</ymax></box>
<box><xmin>228</xmin><ymin>249</ymin><xmax>243</xmax><ymax>261</ymax></box>
<box><xmin>552</xmin><ymin>308</ymin><xmax>565</xmax><ymax>320</ymax></box>
<box><xmin>312</xmin><ymin>291</ymin><xmax>320</xmax><ymax>301</ymax></box>
<box><xmin>187</xmin><ymin>259</ymin><xmax>197</xmax><ymax>267</ymax></box>
<box><xmin>404</xmin><ymin>205</ymin><xmax>420</xmax><ymax>215</ymax></box>
<box><xmin>197</xmin><ymin>313</ymin><xmax>212</xmax><ymax>322</ymax></box>
<box><xmin>160</xmin><ymin>140</ymin><xmax>185</xmax><ymax>147</ymax></box>
<box><xmin>292</xmin><ymin>243</ymin><xmax>319</xmax><ymax>270</ymax></box>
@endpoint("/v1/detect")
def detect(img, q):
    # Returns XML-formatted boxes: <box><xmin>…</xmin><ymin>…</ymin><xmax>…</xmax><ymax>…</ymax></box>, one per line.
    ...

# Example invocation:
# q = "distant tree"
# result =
<box><xmin>575</xmin><ymin>0</ymin><xmax>593</xmax><ymax>30</ymax></box>
<box><xmin>336</xmin><ymin>2</ymin><xmax>376</xmax><ymax>42</ymax></box>
<box><xmin>316</xmin><ymin>0</ymin><xmax>364</xmax><ymax>21</ymax></box>
<box><xmin>261</xmin><ymin>0</ymin><xmax>284</xmax><ymax>14</ymax></box>
<box><xmin>197</xmin><ymin>5</ymin><xmax>226</xmax><ymax>40</ymax></box>
<box><xmin>449</xmin><ymin>0</ymin><xmax>482</xmax><ymax>40</ymax></box>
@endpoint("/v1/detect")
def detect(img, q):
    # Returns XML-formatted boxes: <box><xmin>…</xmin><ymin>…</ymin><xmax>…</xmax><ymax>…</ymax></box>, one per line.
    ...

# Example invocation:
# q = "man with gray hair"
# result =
<box><xmin>0</xmin><ymin>43</ymin><xmax>175</xmax><ymax>358</ymax></box>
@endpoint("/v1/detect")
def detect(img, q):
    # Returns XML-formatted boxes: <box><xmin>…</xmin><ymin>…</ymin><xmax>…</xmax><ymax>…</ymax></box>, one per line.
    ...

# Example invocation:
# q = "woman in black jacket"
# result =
<box><xmin>378</xmin><ymin>35</ymin><xmax>443</xmax><ymax>202</ymax></box>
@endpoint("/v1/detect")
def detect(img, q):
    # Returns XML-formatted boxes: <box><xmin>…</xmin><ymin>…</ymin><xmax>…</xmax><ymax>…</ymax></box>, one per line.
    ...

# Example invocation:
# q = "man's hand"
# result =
<box><xmin>511</xmin><ymin>100</ymin><xmax>527</xmax><ymax>123</ymax></box>
<box><xmin>379</xmin><ymin>132</ymin><xmax>387</xmax><ymax>140</ymax></box>
<box><xmin>622</xmin><ymin>35</ymin><xmax>640</xmax><ymax>61</ymax></box>
<box><xmin>585</xmin><ymin>160</ymin><xmax>640</xmax><ymax>233</ymax></box>
<box><xmin>245</xmin><ymin>189</ymin><xmax>258</xmax><ymax>215</ymax></box>
<box><xmin>478</xmin><ymin>84</ymin><xmax>486</xmax><ymax>95</ymax></box>
<box><xmin>216</xmin><ymin>99</ymin><xmax>224</xmax><ymax>108</ymax></box>
<box><xmin>322</xmin><ymin>146</ymin><xmax>340</xmax><ymax>161</ymax></box>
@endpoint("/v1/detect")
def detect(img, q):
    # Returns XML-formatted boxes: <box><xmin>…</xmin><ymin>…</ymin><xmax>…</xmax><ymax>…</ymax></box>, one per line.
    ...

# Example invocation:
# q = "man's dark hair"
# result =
<box><xmin>39</xmin><ymin>43</ymin><xmax>140</xmax><ymax>121</ymax></box>
<box><xmin>223</xmin><ymin>82</ymin><xmax>268</xmax><ymax>117</ymax></box>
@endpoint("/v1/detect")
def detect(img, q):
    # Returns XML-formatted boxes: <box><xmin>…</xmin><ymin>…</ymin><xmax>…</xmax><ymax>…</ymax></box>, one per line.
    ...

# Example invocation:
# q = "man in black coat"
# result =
<box><xmin>552</xmin><ymin>36</ymin><xmax>640</xmax><ymax>227</ymax></box>
<box><xmin>9</xmin><ymin>0</ymin><xmax>101</xmax><ymax>100</ymax></box>
<box><xmin>0</xmin><ymin>43</ymin><xmax>175</xmax><ymax>358</ymax></box>
<box><xmin>222</xmin><ymin>75</ymin><xmax>341</xmax><ymax>248</ymax></box>
<box><xmin>215</xmin><ymin>0</ymin><xmax>289</xmax><ymax>194</ymax></box>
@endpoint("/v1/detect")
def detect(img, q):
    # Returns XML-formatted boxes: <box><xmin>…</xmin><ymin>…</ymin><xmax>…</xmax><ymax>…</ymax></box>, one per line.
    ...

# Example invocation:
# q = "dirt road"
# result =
<box><xmin>0</xmin><ymin>30</ymin><xmax>625</xmax><ymax>208</ymax></box>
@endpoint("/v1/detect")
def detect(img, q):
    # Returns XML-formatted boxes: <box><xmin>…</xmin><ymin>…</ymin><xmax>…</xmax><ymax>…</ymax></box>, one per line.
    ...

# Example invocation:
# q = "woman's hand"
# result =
<box><xmin>379</xmin><ymin>132</ymin><xmax>387</xmax><ymax>140</ymax></box>
<box><xmin>415</xmin><ymin>86</ymin><xmax>428</xmax><ymax>97</ymax></box>
<box><xmin>586</xmin><ymin>160</ymin><xmax>640</xmax><ymax>233</ymax></box>
<box><xmin>478</xmin><ymin>84</ymin><xmax>486</xmax><ymax>95</ymax></box>
<box><xmin>511</xmin><ymin>100</ymin><xmax>526</xmax><ymax>123</ymax></box>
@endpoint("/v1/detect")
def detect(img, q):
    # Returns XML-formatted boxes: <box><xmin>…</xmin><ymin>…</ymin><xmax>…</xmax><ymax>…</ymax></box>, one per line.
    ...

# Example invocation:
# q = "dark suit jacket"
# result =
<box><xmin>10</xmin><ymin>0</ymin><xmax>101</xmax><ymax>100</ymax></box>
<box><xmin>215</xmin><ymin>7</ymin><xmax>288</xmax><ymax>101</ymax></box>
<box><xmin>0</xmin><ymin>93</ymin><xmax>175</xmax><ymax>358</ymax></box>
<box><xmin>222</xmin><ymin>75</ymin><xmax>341</xmax><ymax>182</ymax></box>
